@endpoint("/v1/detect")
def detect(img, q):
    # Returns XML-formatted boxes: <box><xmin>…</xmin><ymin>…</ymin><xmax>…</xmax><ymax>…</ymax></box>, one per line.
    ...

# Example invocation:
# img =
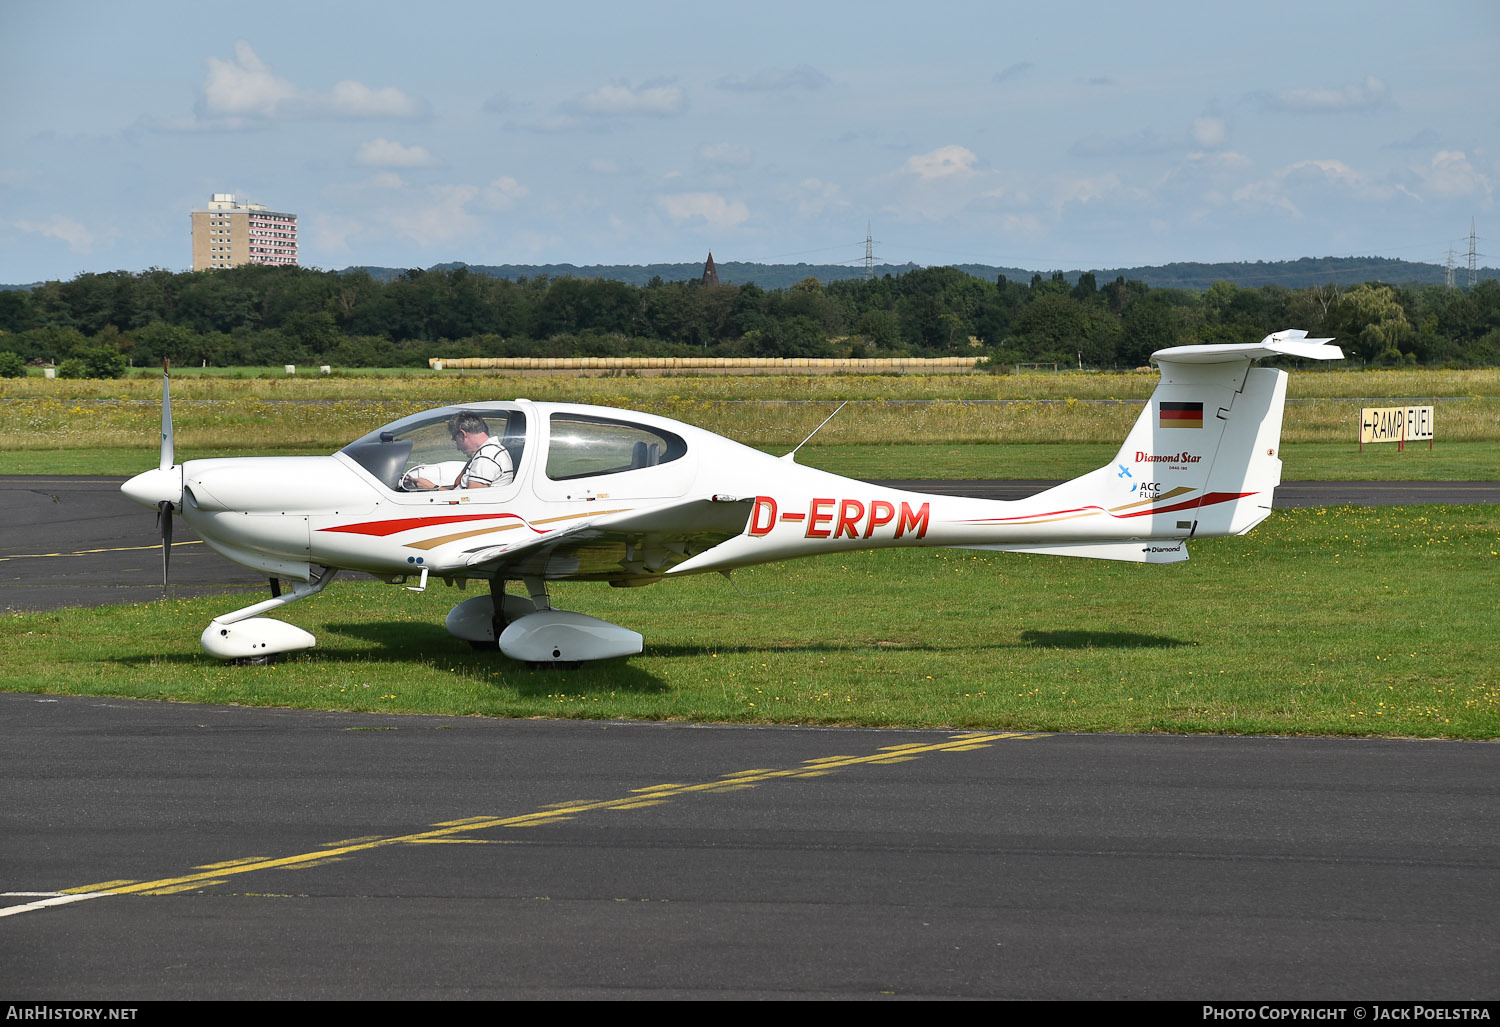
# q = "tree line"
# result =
<box><xmin>1</xmin><ymin>263</ymin><xmax>1497</xmax><ymax>377</ymax></box>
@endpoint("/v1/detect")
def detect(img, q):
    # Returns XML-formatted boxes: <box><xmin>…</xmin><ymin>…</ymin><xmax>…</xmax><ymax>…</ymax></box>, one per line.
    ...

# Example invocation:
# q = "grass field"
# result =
<box><xmin>14</xmin><ymin>440</ymin><xmax>1497</xmax><ymax>482</ymax></box>
<box><xmin>3</xmin><ymin>366</ymin><xmax>1496</xmax><ymax>738</ymax></box>
<box><xmin>3</xmin><ymin>505</ymin><xmax>1496</xmax><ymax>739</ymax></box>
<box><xmin>4</xmin><ymin>367</ymin><xmax>1498</xmax><ymax>478</ymax></box>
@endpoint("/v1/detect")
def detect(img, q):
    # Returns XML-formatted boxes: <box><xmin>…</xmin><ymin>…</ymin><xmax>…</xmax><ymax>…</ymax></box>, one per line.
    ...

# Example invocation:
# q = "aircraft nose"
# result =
<box><xmin>121</xmin><ymin>466</ymin><xmax>183</xmax><ymax>509</ymax></box>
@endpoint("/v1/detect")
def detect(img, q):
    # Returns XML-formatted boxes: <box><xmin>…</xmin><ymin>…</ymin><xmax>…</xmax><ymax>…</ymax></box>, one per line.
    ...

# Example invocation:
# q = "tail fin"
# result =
<box><xmin>1122</xmin><ymin>330</ymin><xmax>1341</xmax><ymax>537</ymax></box>
<box><xmin>1023</xmin><ymin>331</ymin><xmax>1341</xmax><ymax>548</ymax></box>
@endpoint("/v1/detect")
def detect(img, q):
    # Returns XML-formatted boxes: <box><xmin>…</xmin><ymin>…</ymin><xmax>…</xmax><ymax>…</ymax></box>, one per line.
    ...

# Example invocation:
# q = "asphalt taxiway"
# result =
<box><xmin>3</xmin><ymin>474</ymin><xmax>1497</xmax><ymax>999</ymax></box>
<box><xmin>3</xmin><ymin>693</ymin><xmax>1496</xmax><ymax>1000</ymax></box>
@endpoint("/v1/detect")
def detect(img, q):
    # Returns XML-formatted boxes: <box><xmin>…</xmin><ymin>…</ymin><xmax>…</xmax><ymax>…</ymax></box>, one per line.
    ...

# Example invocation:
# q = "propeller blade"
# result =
<box><xmin>158</xmin><ymin>500</ymin><xmax>174</xmax><ymax>589</ymax></box>
<box><xmin>159</xmin><ymin>359</ymin><xmax>174</xmax><ymax>472</ymax></box>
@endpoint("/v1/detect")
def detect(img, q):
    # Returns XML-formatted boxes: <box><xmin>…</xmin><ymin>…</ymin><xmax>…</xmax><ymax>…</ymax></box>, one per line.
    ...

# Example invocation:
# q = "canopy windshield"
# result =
<box><xmin>341</xmin><ymin>405</ymin><xmax>526</xmax><ymax>490</ymax></box>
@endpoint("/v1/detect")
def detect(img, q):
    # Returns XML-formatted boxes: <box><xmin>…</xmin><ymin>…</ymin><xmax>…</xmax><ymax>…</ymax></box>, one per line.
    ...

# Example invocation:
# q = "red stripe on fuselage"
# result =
<box><xmin>958</xmin><ymin>491</ymin><xmax>1256</xmax><ymax>526</ymax></box>
<box><xmin>318</xmin><ymin>512</ymin><xmax>532</xmax><ymax>537</ymax></box>
<box><xmin>1115</xmin><ymin>492</ymin><xmax>1253</xmax><ymax>518</ymax></box>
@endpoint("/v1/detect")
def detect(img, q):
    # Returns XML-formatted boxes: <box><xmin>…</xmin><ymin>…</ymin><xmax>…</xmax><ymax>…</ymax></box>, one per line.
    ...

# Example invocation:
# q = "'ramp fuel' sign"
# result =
<box><xmin>1360</xmin><ymin>406</ymin><xmax>1434</xmax><ymax>447</ymax></box>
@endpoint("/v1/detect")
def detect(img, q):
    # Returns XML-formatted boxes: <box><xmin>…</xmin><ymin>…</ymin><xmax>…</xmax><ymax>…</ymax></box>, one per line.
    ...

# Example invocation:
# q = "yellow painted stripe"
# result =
<box><xmin>139</xmin><ymin>880</ymin><xmax>228</xmax><ymax>895</ymax></box>
<box><xmin>62</xmin><ymin>880</ymin><xmax>136</xmax><ymax>894</ymax></box>
<box><xmin>39</xmin><ymin>731</ymin><xmax>1047</xmax><ymax>906</ymax></box>
<box><xmin>0</xmin><ymin>541</ymin><xmax>201</xmax><ymax>562</ymax></box>
<box><xmin>195</xmin><ymin>857</ymin><xmax>272</xmax><ymax>869</ymax></box>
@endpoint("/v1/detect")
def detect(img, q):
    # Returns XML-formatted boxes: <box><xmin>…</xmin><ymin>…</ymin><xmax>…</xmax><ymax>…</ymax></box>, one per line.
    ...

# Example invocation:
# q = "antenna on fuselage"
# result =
<box><xmin>782</xmin><ymin>401</ymin><xmax>847</xmax><ymax>463</ymax></box>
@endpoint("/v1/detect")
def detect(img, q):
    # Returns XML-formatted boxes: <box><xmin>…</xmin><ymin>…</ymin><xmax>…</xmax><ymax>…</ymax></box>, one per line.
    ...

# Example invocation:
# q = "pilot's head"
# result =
<box><xmin>447</xmin><ymin>411</ymin><xmax>490</xmax><ymax>456</ymax></box>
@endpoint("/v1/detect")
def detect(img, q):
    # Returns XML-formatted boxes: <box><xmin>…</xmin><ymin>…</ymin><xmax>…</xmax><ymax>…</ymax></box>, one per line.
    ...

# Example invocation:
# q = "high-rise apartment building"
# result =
<box><xmin>191</xmin><ymin>193</ymin><xmax>298</xmax><ymax>271</ymax></box>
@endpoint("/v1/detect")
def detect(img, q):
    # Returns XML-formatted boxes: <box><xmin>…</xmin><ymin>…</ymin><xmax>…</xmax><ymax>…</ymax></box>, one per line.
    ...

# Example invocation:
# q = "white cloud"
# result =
<box><xmin>1192</xmin><ymin>116</ymin><xmax>1228</xmax><ymax>149</ymax></box>
<box><xmin>1415</xmin><ymin>150</ymin><xmax>1494</xmax><ymax>203</ymax></box>
<box><xmin>384</xmin><ymin>184</ymin><xmax>481</xmax><ymax>247</ymax></box>
<box><xmin>15</xmin><ymin>215</ymin><xmax>97</xmax><ymax>254</ymax></box>
<box><xmin>199</xmin><ymin>41</ymin><xmax>426</xmax><ymax>121</ymax></box>
<box><xmin>699</xmin><ymin>142</ymin><xmax>753</xmax><ymax>168</ymax></box>
<box><xmin>572</xmin><ymin>82</ymin><xmax>685</xmax><ymax>117</ymax></box>
<box><xmin>790</xmin><ymin>178</ymin><xmax>848</xmax><ymax>217</ymax></box>
<box><xmin>356</xmin><ymin>138</ymin><xmax>437</xmax><ymax>167</ymax></box>
<box><xmin>483</xmin><ymin>176</ymin><xmax>529</xmax><ymax>210</ymax></box>
<box><xmin>902</xmin><ymin>145</ymin><xmax>979</xmax><ymax>181</ymax></box>
<box><xmin>1049</xmin><ymin>173</ymin><xmax>1136</xmax><ymax>211</ymax></box>
<box><xmin>309</xmin><ymin>213</ymin><xmax>363</xmax><ymax>254</ymax></box>
<box><xmin>657</xmin><ymin>192</ymin><xmax>750</xmax><ymax>230</ymax></box>
<box><xmin>201</xmin><ymin>41</ymin><xmax>297</xmax><ymax>117</ymax></box>
<box><xmin>1186</xmin><ymin>151</ymin><xmax>1252</xmax><ymax>172</ymax></box>
<box><xmin>1155</xmin><ymin>152</ymin><xmax>1255</xmax><ymax>212</ymax></box>
<box><xmin>323</xmin><ymin>80</ymin><xmax>427</xmax><ymax>119</ymax></box>
<box><xmin>999</xmin><ymin>213</ymin><xmax>1045</xmax><ymax>238</ymax></box>
<box><xmin>587</xmin><ymin>157</ymin><xmax>620</xmax><ymax>175</ymax></box>
<box><xmin>1232</xmin><ymin>158</ymin><xmax>1404</xmax><ymax>218</ymax></box>
<box><xmin>1264</xmin><ymin>76</ymin><xmax>1388</xmax><ymax>113</ymax></box>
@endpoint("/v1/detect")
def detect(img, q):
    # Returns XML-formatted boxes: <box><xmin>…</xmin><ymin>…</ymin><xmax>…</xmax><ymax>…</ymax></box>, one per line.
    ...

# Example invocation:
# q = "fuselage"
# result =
<box><xmin>122</xmin><ymin>398</ymin><xmax>1215</xmax><ymax>586</ymax></box>
<box><xmin>117</xmin><ymin>332</ymin><xmax>1340</xmax><ymax>664</ymax></box>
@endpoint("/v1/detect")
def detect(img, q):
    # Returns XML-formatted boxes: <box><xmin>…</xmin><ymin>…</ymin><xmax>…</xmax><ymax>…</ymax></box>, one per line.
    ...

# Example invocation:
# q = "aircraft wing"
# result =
<box><xmin>458</xmin><ymin>494</ymin><xmax>754</xmax><ymax>582</ymax></box>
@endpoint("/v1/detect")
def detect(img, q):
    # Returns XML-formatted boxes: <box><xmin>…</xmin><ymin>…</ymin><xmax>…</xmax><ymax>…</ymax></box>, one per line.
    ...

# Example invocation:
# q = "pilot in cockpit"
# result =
<box><xmin>405</xmin><ymin>411</ymin><xmax>514</xmax><ymax>491</ymax></box>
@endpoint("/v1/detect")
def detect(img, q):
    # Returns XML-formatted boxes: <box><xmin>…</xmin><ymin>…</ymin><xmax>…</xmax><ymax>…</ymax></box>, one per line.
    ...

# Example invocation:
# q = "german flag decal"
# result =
<box><xmin>1159</xmin><ymin>401</ymin><xmax>1203</xmax><ymax>429</ymax></box>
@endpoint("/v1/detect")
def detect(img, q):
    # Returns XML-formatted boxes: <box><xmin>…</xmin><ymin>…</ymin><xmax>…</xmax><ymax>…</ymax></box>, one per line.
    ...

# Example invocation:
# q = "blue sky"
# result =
<box><xmin>2</xmin><ymin>0</ymin><xmax>1495</xmax><ymax>283</ymax></box>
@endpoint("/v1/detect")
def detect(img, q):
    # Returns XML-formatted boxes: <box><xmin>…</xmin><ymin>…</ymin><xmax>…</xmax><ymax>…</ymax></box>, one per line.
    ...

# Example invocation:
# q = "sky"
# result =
<box><xmin>1</xmin><ymin>0</ymin><xmax>1496</xmax><ymax>284</ymax></box>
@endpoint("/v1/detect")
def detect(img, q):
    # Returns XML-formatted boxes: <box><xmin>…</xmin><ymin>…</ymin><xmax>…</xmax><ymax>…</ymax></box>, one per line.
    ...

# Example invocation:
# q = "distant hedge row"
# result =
<box><xmin>2</xmin><ymin>263</ymin><xmax>1498</xmax><ymax>374</ymax></box>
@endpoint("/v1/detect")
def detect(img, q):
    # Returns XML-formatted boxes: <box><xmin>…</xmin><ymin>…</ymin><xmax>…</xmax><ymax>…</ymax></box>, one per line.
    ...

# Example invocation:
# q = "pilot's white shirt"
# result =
<box><xmin>459</xmin><ymin>436</ymin><xmax>514</xmax><ymax>488</ymax></box>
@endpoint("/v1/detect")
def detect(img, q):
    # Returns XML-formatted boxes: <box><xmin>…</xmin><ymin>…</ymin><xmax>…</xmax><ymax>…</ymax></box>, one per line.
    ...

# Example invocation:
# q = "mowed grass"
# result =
<box><xmin>11</xmin><ymin>438</ymin><xmax>1497</xmax><ymax>483</ymax></box>
<box><xmin>3</xmin><ymin>505</ymin><xmax>1496</xmax><ymax>739</ymax></box>
<box><xmin>6</xmin><ymin>365</ymin><xmax>1498</xmax><ymax>480</ymax></box>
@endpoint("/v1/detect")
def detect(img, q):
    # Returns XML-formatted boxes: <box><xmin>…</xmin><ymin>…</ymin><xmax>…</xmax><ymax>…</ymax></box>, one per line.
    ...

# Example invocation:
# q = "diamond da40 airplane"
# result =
<box><xmin>121</xmin><ymin>331</ymin><xmax>1340</xmax><ymax>665</ymax></box>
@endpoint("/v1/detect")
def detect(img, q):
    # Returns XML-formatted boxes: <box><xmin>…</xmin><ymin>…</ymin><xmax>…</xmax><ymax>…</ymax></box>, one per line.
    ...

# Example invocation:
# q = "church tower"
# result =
<box><xmin>702</xmin><ymin>252</ymin><xmax>719</xmax><ymax>286</ymax></box>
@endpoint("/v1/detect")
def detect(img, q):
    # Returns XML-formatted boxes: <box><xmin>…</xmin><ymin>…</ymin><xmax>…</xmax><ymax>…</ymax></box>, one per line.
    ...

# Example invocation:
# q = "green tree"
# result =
<box><xmin>59</xmin><ymin>345</ymin><xmax>127</xmax><ymax>378</ymax></box>
<box><xmin>0</xmin><ymin>289</ymin><xmax>37</xmax><ymax>332</ymax></box>
<box><xmin>1118</xmin><ymin>296</ymin><xmax>1180</xmax><ymax>367</ymax></box>
<box><xmin>281</xmin><ymin>311</ymin><xmax>341</xmax><ymax>353</ymax></box>
<box><xmin>1008</xmin><ymin>293</ymin><xmax>1085</xmax><ymax>356</ymax></box>
<box><xmin>856</xmin><ymin>309</ymin><xmax>901</xmax><ymax>349</ymax></box>
<box><xmin>750</xmin><ymin>315</ymin><xmax>829</xmax><ymax>357</ymax></box>
<box><xmin>1327</xmin><ymin>284</ymin><xmax>1413</xmax><ymax>362</ymax></box>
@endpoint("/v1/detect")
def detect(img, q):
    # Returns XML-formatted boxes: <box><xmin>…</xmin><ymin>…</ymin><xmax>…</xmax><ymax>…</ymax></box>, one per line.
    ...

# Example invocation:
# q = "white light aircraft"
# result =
<box><xmin>122</xmin><ymin>331</ymin><xmax>1340</xmax><ymax>665</ymax></box>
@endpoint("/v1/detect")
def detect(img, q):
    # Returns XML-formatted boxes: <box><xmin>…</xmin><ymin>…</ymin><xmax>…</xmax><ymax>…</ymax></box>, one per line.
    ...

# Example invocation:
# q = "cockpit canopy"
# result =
<box><xmin>341</xmin><ymin>404</ymin><xmax>527</xmax><ymax>491</ymax></box>
<box><xmin>340</xmin><ymin>403</ymin><xmax>690</xmax><ymax>494</ymax></box>
<box><xmin>544</xmin><ymin>412</ymin><xmax>685</xmax><ymax>480</ymax></box>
